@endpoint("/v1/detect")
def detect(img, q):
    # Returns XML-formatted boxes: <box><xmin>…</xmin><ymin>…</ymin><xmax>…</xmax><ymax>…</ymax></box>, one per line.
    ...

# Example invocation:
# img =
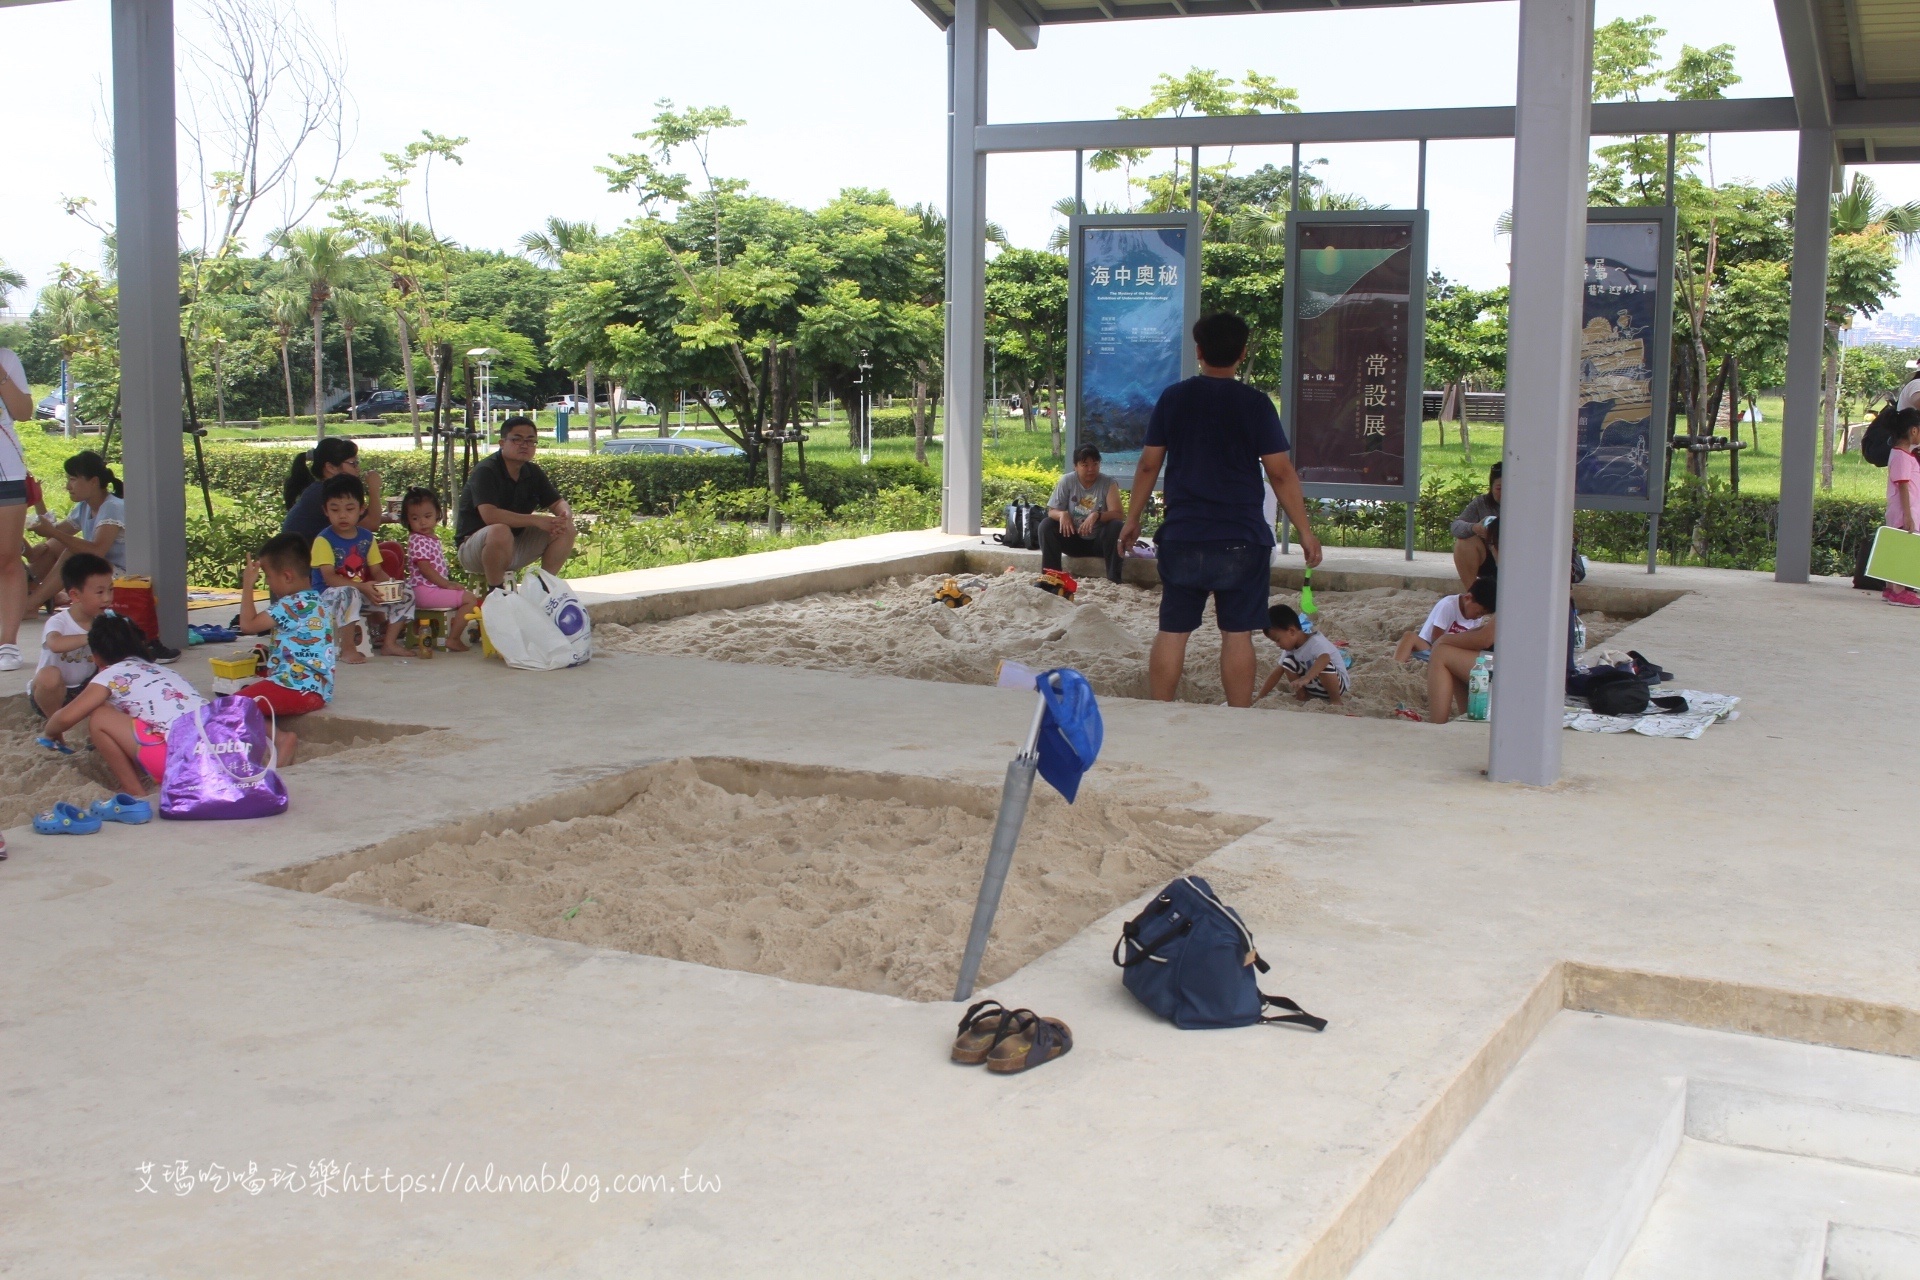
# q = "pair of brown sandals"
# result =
<box><xmin>950</xmin><ymin>1000</ymin><xmax>1072</xmax><ymax>1074</ymax></box>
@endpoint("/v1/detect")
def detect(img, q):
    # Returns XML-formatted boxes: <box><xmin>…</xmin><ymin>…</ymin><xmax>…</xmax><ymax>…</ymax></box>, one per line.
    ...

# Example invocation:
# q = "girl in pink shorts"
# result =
<box><xmin>402</xmin><ymin>488</ymin><xmax>480</xmax><ymax>651</ymax></box>
<box><xmin>40</xmin><ymin>615</ymin><xmax>207</xmax><ymax>795</ymax></box>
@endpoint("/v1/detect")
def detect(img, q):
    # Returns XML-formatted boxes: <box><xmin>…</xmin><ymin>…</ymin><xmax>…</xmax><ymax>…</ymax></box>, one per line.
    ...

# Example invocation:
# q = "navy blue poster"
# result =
<box><xmin>1577</xmin><ymin>220</ymin><xmax>1662</xmax><ymax>502</ymax></box>
<box><xmin>1076</xmin><ymin>226</ymin><xmax>1188</xmax><ymax>475</ymax></box>
<box><xmin>1289</xmin><ymin>222</ymin><xmax>1414</xmax><ymax>488</ymax></box>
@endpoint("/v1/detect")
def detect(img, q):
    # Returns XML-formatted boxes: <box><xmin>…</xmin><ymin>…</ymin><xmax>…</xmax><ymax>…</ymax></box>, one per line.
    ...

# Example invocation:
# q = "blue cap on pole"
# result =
<box><xmin>1034</xmin><ymin>668</ymin><xmax>1102</xmax><ymax>803</ymax></box>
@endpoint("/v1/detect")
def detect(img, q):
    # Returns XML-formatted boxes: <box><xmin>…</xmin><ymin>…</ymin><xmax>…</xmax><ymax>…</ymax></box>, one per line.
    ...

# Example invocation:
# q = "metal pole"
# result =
<box><xmin>1405</xmin><ymin>501</ymin><xmax>1417</xmax><ymax>561</ymax></box>
<box><xmin>113</xmin><ymin>0</ymin><xmax>188</xmax><ymax>647</ymax></box>
<box><xmin>1075</xmin><ymin>149</ymin><xmax>1085</xmax><ymax>214</ymax></box>
<box><xmin>1190</xmin><ymin>146</ymin><xmax>1200</xmax><ymax>212</ymax></box>
<box><xmin>953</xmin><ymin>693</ymin><xmax>1049</xmax><ymax>1003</ymax></box>
<box><xmin>1413</xmin><ymin>138</ymin><xmax>1428</xmax><ymax>565</ymax></box>
<box><xmin>1488</xmin><ymin>0</ymin><xmax>1594</xmax><ymax>788</ymax></box>
<box><xmin>1291</xmin><ymin>142</ymin><xmax>1301</xmax><ymax>212</ymax></box>
<box><xmin>1417</xmin><ymin>138</ymin><xmax>1428</xmax><ymax>209</ymax></box>
<box><xmin>942</xmin><ymin>0</ymin><xmax>988</xmax><ymax>534</ymax></box>
<box><xmin>1775</xmin><ymin>127</ymin><xmax>1832</xmax><ymax>584</ymax></box>
<box><xmin>1647</xmin><ymin>511</ymin><xmax>1660</xmax><ymax>573</ymax></box>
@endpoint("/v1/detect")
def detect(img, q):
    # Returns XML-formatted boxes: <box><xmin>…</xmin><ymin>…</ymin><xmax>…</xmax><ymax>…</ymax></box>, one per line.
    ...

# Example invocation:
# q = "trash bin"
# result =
<box><xmin>554</xmin><ymin>408</ymin><xmax>569</xmax><ymax>443</ymax></box>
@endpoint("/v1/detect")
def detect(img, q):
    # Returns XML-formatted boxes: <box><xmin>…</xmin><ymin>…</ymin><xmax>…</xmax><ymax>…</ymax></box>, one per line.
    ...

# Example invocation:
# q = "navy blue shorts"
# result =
<box><xmin>0</xmin><ymin>478</ymin><xmax>26</xmax><ymax>507</ymax></box>
<box><xmin>1155</xmin><ymin>540</ymin><xmax>1271</xmax><ymax>633</ymax></box>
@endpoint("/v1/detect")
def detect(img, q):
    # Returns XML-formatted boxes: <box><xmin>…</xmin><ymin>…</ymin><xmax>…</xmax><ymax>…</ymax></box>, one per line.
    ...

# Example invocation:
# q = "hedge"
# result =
<box><xmin>868</xmin><ymin>406</ymin><xmax>921</xmax><ymax>439</ymax></box>
<box><xmin>196</xmin><ymin>444</ymin><xmax>939</xmax><ymax>519</ymax></box>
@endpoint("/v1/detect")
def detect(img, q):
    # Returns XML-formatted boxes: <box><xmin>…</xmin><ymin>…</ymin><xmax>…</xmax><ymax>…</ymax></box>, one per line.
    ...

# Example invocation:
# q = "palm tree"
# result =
<box><xmin>279</xmin><ymin>226</ymin><xmax>359</xmax><ymax>438</ymax></box>
<box><xmin>520</xmin><ymin>218</ymin><xmax>606</xmax><ymax>431</ymax></box>
<box><xmin>518</xmin><ymin>217</ymin><xmax>602</xmax><ymax>267</ymax></box>
<box><xmin>331</xmin><ymin>288</ymin><xmax>382</xmax><ymax>418</ymax></box>
<box><xmin>260</xmin><ymin>287</ymin><xmax>307</xmax><ymax>422</ymax></box>
<box><xmin>0</xmin><ymin>256</ymin><xmax>25</xmax><ymax>309</ymax></box>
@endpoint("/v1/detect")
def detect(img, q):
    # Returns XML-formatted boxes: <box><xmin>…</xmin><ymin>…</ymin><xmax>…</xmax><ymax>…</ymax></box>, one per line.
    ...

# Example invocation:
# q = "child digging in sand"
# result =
<box><xmin>40</xmin><ymin>615</ymin><xmax>290</xmax><ymax>795</ymax></box>
<box><xmin>1257</xmin><ymin>603</ymin><xmax>1349</xmax><ymax>706</ymax></box>
<box><xmin>30</xmin><ymin>552</ymin><xmax>115</xmax><ymax>720</ymax></box>
<box><xmin>400</xmin><ymin>488</ymin><xmax>479</xmax><ymax>650</ymax></box>
<box><xmin>310</xmin><ymin>473</ymin><xmax>411</xmax><ymax>661</ymax></box>
<box><xmin>1392</xmin><ymin>578</ymin><xmax>1497</xmax><ymax>663</ymax></box>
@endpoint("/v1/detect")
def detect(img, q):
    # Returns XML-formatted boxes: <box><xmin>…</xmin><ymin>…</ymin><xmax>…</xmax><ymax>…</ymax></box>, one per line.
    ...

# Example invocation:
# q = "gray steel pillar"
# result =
<box><xmin>1488</xmin><ymin>0</ymin><xmax>1594</xmax><ymax>787</ymax></box>
<box><xmin>113</xmin><ymin>0</ymin><xmax>188</xmax><ymax>646</ymax></box>
<box><xmin>942</xmin><ymin>0</ymin><xmax>987</xmax><ymax>535</ymax></box>
<box><xmin>1775</xmin><ymin>128</ymin><xmax>1832</xmax><ymax>585</ymax></box>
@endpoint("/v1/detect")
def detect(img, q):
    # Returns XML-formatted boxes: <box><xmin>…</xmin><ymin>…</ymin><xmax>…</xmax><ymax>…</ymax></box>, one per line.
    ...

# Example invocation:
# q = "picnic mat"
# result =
<box><xmin>1563</xmin><ymin>690</ymin><xmax>1740</xmax><ymax>740</ymax></box>
<box><xmin>188</xmin><ymin>587</ymin><xmax>243</xmax><ymax>608</ymax></box>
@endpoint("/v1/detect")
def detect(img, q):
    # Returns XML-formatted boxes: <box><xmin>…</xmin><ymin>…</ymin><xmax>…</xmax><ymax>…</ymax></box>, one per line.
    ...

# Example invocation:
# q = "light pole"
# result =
<box><xmin>858</xmin><ymin>350</ymin><xmax>873</xmax><ymax>465</ymax></box>
<box><xmin>988</xmin><ymin>337</ymin><xmax>1000</xmax><ymax>447</ymax></box>
<box><xmin>467</xmin><ymin>347</ymin><xmax>499</xmax><ymax>444</ymax></box>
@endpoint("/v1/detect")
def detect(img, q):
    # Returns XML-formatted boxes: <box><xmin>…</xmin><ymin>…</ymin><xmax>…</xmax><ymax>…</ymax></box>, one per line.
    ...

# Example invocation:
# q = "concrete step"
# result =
<box><xmin>1350</xmin><ymin>1013</ymin><xmax>1920</xmax><ymax>1280</ymax></box>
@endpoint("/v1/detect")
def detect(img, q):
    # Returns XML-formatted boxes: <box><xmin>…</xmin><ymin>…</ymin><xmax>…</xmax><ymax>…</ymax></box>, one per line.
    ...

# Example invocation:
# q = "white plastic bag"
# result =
<box><xmin>480</xmin><ymin>569</ymin><xmax>584</xmax><ymax>671</ymax></box>
<box><xmin>518</xmin><ymin>567</ymin><xmax>592</xmax><ymax>667</ymax></box>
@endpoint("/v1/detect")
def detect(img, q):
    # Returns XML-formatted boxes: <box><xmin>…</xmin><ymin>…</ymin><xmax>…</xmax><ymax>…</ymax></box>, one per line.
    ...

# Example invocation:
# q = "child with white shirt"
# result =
<box><xmin>1393</xmin><ymin>577</ymin><xmax>1497</xmax><ymax>663</ymax></box>
<box><xmin>31</xmin><ymin>552</ymin><xmax>116</xmax><ymax>718</ymax></box>
<box><xmin>1257</xmin><ymin>603</ymin><xmax>1349</xmax><ymax>706</ymax></box>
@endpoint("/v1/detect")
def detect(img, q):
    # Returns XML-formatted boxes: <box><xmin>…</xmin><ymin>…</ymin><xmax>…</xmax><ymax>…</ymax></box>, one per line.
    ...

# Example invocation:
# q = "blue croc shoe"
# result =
<box><xmin>89</xmin><ymin>794</ymin><xmax>153</xmax><ymax>825</ymax></box>
<box><xmin>33</xmin><ymin>803</ymin><xmax>103</xmax><ymax>835</ymax></box>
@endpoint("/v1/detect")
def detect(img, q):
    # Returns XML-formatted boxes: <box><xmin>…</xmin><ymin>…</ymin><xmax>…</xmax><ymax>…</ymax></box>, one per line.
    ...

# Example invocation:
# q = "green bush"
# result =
<box><xmin>197</xmin><ymin>444</ymin><xmax>939</xmax><ymax>519</ymax></box>
<box><xmin>869</xmin><ymin>406</ymin><xmax>921</xmax><ymax>439</ymax></box>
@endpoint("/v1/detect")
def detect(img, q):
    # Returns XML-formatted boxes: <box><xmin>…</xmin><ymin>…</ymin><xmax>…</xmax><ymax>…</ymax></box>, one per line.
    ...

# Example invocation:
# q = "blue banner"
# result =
<box><xmin>1577</xmin><ymin>220</ymin><xmax>1663</xmax><ymax>502</ymax></box>
<box><xmin>1076</xmin><ymin>225</ymin><xmax>1189</xmax><ymax>475</ymax></box>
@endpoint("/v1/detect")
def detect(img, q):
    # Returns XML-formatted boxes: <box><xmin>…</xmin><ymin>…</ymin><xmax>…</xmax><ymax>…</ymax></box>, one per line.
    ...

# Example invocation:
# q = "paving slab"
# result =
<box><xmin>0</xmin><ymin>547</ymin><xmax>1912</xmax><ymax>1278</ymax></box>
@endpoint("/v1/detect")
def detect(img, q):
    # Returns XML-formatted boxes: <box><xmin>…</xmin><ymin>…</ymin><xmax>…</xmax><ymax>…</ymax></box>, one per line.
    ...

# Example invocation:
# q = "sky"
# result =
<box><xmin>10</xmin><ymin>0</ymin><xmax>1920</xmax><ymax>315</ymax></box>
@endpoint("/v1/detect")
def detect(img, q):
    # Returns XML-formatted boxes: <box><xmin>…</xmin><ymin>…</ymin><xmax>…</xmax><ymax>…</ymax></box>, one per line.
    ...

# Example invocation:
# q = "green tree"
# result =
<box><xmin>1425</xmin><ymin>274</ymin><xmax>1509</xmax><ymax>461</ymax></box>
<box><xmin>1093</xmin><ymin>68</ymin><xmax>1298</xmax><ymax>211</ymax></box>
<box><xmin>985</xmin><ymin>247</ymin><xmax>1068</xmax><ymax>455</ymax></box>
<box><xmin>1816</xmin><ymin>173</ymin><xmax>1920</xmax><ymax>487</ymax></box>
<box><xmin>331</xmin><ymin>287</ymin><xmax>382</xmax><ymax>416</ymax></box>
<box><xmin>277</xmin><ymin>225</ymin><xmax>360</xmax><ymax>437</ymax></box>
<box><xmin>259</xmin><ymin>286</ymin><xmax>306</xmax><ymax>420</ymax></box>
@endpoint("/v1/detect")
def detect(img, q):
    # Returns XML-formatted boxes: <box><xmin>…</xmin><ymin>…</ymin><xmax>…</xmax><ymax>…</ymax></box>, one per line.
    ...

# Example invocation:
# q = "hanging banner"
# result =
<box><xmin>1577</xmin><ymin>207</ymin><xmax>1676</xmax><ymax>513</ymax></box>
<box><xmin>1066</xmin><ymin>212</ymin><xmax>1202</xmax><ymax>479</ymax></box>
<box><xmin>1281</xmin><ymin>211</ymin><xmax>1427</xmax><ymax>502</ymax></box>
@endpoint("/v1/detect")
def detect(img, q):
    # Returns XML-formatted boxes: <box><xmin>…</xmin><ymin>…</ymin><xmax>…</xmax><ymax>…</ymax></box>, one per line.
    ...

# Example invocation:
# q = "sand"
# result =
<box><xmin>317</xmin><ymin>758</ymin><xmax>1258</xmax><ymax>1001</ymax></box>
<box><xmin>1</xmin><ymin>693</ymin><xmax>438</xmax><ymax>834</ymax></box>
<box><xmin>596</xmin><ymin>572</ymin><xmax>1635</xmax><ymax>720</ymax></box>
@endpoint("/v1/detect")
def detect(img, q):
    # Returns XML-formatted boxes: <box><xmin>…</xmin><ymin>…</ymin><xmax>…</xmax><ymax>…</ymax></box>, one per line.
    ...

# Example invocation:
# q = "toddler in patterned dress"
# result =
<box><xmin>401</xmin><ymin>488</ymin><xmax>479</xmax><ymax>652</ymax></box>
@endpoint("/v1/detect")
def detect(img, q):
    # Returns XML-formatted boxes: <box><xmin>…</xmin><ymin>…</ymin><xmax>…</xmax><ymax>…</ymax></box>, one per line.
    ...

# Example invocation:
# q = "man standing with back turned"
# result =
<box><xmin>1118</xmin><ymin>313</ymin><xmax>1323</xmax><ymax>707</ymax></box>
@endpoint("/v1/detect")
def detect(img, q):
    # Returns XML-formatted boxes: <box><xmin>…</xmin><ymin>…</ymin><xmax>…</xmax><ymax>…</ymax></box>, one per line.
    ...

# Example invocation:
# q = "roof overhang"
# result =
<box><xmin>909</xmin><ymin>0</ymin><xmax>1491</xmax><ymax>49</ymax></box>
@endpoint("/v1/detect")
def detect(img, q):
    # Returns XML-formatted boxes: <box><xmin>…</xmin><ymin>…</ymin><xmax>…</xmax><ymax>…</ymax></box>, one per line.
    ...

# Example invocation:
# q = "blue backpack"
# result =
<box><xmin>1113</xmin><ymin>876</ymin><xmax>1327</xmax><ymax>1032</ymax></box>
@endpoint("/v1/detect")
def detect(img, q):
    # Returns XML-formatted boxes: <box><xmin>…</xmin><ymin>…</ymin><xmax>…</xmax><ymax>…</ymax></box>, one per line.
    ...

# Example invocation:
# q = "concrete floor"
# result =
<box><xmin>1</xmin><ymin>536</ymin><xmax>1915</xmax><ymax>1278</ymax></box>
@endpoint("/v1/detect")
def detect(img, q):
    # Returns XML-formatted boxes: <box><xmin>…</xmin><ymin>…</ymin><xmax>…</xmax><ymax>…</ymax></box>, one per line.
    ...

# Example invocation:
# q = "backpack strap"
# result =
<box><xmin>1111</xmin><ymin>917</ymin><xmax>1193</xmax><ymax>967</ymax></box>
<box><xmin>1259</xmin><ymin>994</ymin><xmax>1328</xmax><ymax>1032</ymax></box>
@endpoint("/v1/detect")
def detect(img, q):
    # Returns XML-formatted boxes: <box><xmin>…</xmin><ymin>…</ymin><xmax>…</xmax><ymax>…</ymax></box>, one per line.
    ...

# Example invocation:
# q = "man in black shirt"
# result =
<box><xmin>455</xmin><ymin>417</ymin><xmax>577</xmax><ymax>588</ymax></box>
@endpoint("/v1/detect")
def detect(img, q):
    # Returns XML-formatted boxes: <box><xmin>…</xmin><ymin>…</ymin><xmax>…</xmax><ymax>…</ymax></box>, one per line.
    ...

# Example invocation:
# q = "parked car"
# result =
<box><xmin>599</xmin><ymin>437</ymin><xmax>745</xmax><ymax>458</ymax></box>
<box><xmin>35</xmin><ymin>385</ymin><xmax>83</xmax><ymax>420</ymax></box>
<box><xmin>480</xmin><ymin>393</ymin><xmax>527</xmax><ymax>412</ymax></box>
<box><xmin>353</xmin><ymin>389</ymin><xmax>413</xmax><ymax>419</ymax></box>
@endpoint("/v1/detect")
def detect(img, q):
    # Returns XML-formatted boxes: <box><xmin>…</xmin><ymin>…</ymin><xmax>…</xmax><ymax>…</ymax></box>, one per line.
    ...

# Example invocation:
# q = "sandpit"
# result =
<box><xmin>1</xmin><ymin>694</ymin><xmax>435</xmax><ymax>834</ymax></box>
<box><xmin>596</xmin><ymin>572</ymin><xmax>1636</xmax><ymax>720</ymax></box>
<box><xmin>294</xmin><ymin>757</ymin><xmax>1261</xmax><ymax>1001</ymax></box>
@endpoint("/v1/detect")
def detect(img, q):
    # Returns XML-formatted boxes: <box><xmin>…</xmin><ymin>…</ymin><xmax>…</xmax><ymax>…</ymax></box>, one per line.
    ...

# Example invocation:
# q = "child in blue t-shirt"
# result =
<box><xmin>309</xmin><ymin>473</ymin><xmax>412</xmax><ymax>661</ymax></box>
<box><xmin>237</xmin><ymin>533</ymin><xmax>337</xmax><ymax>739</ymax></box>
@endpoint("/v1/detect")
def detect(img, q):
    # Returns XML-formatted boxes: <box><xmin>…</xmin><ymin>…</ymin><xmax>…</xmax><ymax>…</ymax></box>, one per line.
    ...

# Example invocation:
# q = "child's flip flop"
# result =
<box><xmin>36</xmin><ymin>736</ymin><xmax>75</xmax><ymax>756</ymax></box>
<box><xmin>33</xmin><ymin>803</ymin><xmax>103</xmax><ymax>835</ymax></box>
<box><xmin>88</xmin><ymin>794</ymin><xmax>153</xmax><ymax>825</ymax></box>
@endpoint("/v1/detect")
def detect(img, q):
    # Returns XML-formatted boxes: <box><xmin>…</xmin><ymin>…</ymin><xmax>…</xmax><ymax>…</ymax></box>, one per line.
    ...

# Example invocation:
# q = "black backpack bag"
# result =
<box><xmin>996</xmin><ymin>499</ymin><xmax>1047</xmax><ymax>551</ymax></box>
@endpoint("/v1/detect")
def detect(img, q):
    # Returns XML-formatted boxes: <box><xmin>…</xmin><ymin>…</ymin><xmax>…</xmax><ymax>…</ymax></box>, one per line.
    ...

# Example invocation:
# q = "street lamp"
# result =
<box><xmin>467</xmin><ymin>347</ymin><xmax>500</xmax><ymax>444</ymax></box>
<box><xmin>857</xmin><ymin>350</ymin><xmax>873</xmax><ymax>465</ymax></box>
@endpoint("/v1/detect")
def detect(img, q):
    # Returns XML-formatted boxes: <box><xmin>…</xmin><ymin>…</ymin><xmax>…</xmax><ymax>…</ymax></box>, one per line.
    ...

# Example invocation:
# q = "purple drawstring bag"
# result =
<box><xmin>159</xmin><ymin>695</ymin><xmax>289</xmax><ymax>820</ymax></box>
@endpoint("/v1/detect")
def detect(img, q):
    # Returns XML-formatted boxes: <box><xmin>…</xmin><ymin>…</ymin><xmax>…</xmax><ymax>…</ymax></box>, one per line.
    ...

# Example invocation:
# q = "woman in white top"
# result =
<box><xmin>0</xmin><ymin>345</ymin><xmax>32</xmax><ymax>670</ymax></box>
<box><xmin>26</xmin><ymin>450</ymin><xmax>125</xmax><ymax>613</ymax></box>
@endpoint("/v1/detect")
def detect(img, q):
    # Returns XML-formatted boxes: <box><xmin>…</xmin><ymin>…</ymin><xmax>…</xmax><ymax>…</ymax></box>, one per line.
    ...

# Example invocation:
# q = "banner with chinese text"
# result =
<box><xmin>1282</xmin><ymin>212</ymin><xmax>1427</xmax><ymax>502</ymax></box>
<box><xmin>1066</xmin><ymin>214</ymin><xmax>1201</xmax><ymax>479</ymax></box>
<box><xmin>1577</xmin><ymin>209</ymin><xmax>1675</xmax><ymax>512</ymax></box>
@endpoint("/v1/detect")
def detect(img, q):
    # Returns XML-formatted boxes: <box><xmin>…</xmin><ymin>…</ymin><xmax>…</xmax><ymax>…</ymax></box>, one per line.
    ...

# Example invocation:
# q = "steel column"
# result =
<box><xmin>1775</xmin><ymin>127</ymin><xmax>1832</xmax><ymax>584</ymax></box>
<box><xmin>112</xmin><ymin>0</ymin><xmax>188</xmax><ymax>646</ymax></box>
<box><xmin>942</xmin><ymin>0</ymin><xmax>988</xmax><ymax>535</ymax></box>
<box><xmin>1488</xmin><ymin>0</ymin><xmax>1594</xmax><ymax>787</ymax></box>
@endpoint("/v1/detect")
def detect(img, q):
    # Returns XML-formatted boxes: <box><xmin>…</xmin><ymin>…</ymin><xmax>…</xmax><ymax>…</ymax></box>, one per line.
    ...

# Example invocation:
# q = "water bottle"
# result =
<box><xmin>1466</xmin><ymin>653</ymin><xmax>1492</xmax><ymax>721</ymax></box>
<box><xmin>1572</xmin><ymin>615</ymin><xmax>1587</xmax><ymax>658</ymax></box>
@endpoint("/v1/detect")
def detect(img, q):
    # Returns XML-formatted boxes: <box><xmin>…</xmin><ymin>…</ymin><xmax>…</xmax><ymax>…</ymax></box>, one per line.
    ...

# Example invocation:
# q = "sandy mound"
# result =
<box><xmin>1</xmin><ymin>695</ymin><xmax>119</xmax><ymax>832</ymax></box>
<box><xmin>598</xmin><ymin>572</ymin><xmax>1634</xmax><ymax>721</ymax></box>
<box><xmin>319</xmin><ymin>758</ymin><xmax>1253</xmax><ymax>1001</ymax></box>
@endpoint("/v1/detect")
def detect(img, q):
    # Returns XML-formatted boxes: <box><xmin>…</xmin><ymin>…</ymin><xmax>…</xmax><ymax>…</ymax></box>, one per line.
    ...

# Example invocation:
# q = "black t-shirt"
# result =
<box><xmin>1143</xmin><ymin>376</ymin><xmax>1290</xmax><ymax>546</ymax></box>
<box><xmin>456</xmin><ymin>452</ymin><xmax>562</xmax><ymax>544</ymax></box>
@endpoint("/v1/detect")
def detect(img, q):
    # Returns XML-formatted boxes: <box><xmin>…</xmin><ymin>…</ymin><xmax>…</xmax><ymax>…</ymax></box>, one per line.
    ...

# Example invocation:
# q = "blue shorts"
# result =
<box><xmin>0</xmin><ymin>478</ymin><xmax>26</xmax><ymax>507</ymax></box>
<box><xmin>1155</xmin><ymin>540</ymin><xmax>1271</xmax><ymax>633</ymax></box>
